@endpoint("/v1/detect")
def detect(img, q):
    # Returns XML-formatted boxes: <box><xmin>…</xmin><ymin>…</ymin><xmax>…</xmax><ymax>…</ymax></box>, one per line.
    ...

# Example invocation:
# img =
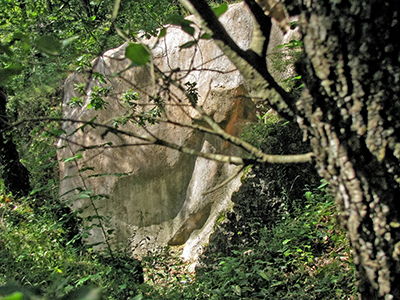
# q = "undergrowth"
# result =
<box><xmin>0</xmin><ymin>117</ymin><xmax>357</xmax><ymax>300</ymax></box>
<box><xmin>0</xmin><ymin>194</ymin><xmax>143</xmax><ymax>300</ymax></box>
<box><xmin>132</xmin><ymin>182</ymin><xmax>356</xmax><ymax>300</ymax></box>
<box><xmin>189</xmin><ymin>184</ymin><xmax>356</xmax><ymax>299</ymax></box>
<box><xmin>136</xmin><ymin>118</ymin><xmax>357</xmax><ymax>299</ymax></box>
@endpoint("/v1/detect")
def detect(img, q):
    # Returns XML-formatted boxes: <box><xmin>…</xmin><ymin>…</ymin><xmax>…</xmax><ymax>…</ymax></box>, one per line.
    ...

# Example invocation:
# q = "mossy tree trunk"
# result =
<box><xmin>0</xmin><ymin>88</ymin><xmax>31</xmax><ymax>196</ymax></box>
<box><xmin>288</xmin><ymin>1</ymin><xmax>400</xmax><ymax>297</ymax></box>
<box><xmin>182</xmin><ymin>0</ymin><xmax>400</xmax><ymax>298</ymax></box>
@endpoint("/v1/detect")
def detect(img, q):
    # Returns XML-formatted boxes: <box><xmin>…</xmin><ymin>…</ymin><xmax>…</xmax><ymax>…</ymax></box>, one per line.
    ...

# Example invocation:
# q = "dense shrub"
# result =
<box><xmin>206</xmin><ymin>116</ymin><xmax>319</xmax><ymax>257</ymax></box>
<box><xmin>0</xmin><ymin>195</ymin><xmax>143</xmax><ymax>300</ymax></box>
<box><xmin>137</xmin><ymin>118</ymin><xmax>356</xmax><ymax>300</ymax></box>
<box><xmin>189</xmin><ymin>185</ymin><xmax>356</xmax><ymax>299</ymax></box>
<box><xmin>169</xmin><ymin>119</ymin><xmax>355</xmax><ymax>299</ymax></box>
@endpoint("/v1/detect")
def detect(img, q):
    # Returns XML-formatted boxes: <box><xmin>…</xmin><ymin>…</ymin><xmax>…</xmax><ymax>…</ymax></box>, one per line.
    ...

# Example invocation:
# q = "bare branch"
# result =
<box><xmin>255</xmin><ymin>0</ymin><xmax>290</xmax><ymax>33</ymax></box>
<box><xmin>244</xmin><ymin>0</ymin><xmax>272</xmax><ymax>57</ymax></box>
<box><xmin>4</xmin><ymin>116</ymin><xmax>313</xmax><ymax>165</ymax></box>
<box><xmin>154</xmin><ymin>138</ymin><xmax>247</xmax><ymax>165</ymax></box>
<box><xmin>203</xmin><ymin>165</ymin><xmax>245</xmax><ymax>195</ymax></box>
<box><xmin>152</xmin><ymin>63</ymin><xmax>314</xmax><ymax>163</ymax></box>
<box><xmin>179</xmin><ymin>0</ymin><xmax>296</xmax><ymax>120</ymax></box>
<box><xmin>56</xmin><ymin>133</ymin><xmax>154</xmax><ymax>151</ymax></box>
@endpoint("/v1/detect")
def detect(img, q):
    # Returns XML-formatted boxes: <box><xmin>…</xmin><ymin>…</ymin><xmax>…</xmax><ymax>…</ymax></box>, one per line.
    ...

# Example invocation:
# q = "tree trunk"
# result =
<box><xmin>0</xmin><ymin>88</ymin><xmax>31</xmax><ymax>196</ymax></box>
<box><xmin>181</xmin><ymin>0</ymin><xmax>400</xmax><ymax>296</ymax></box>
<box><xmin>286</xmin><ymin>0</ymin><xmax>400</xmax><ymax>298</ymax></box>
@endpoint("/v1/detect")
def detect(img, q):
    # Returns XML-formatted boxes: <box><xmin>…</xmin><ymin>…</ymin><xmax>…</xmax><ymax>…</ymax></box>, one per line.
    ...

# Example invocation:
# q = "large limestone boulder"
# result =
<box><xmin>58</xmin><ymin>2</ymin><xmax>298</xmax><ymax>261</ymax></box>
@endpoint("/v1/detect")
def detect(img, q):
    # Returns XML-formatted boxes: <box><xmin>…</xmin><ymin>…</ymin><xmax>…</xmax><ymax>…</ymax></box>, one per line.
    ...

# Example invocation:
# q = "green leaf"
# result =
<box><xmin>181</xmin><ymin>24</ymin><xmax>195</xmax><ymax>36</ymax></box>
<box><xmin>200</xmin><ymin>33</ymin><xmax>212</xmax><ymax>40</ymax></box>
<box><xmin>62</xmin><ymin>35</ymin><xmax>79</xmax><ymax>47</ymax></box>
<box><xmin>29</xmin><ymin>186</ymin><xmax>47</xmax><ymax>195</ymax></box>
<box><xmin>0</xmin><ymin>292</ymin><xmax>24</xmax><ymax>300</ymax></box>
<box><xmin>125</xmin><ymin>43</ymin><xmax>151</xmax><ymax>66</ymax></box>
<box><xmin>167</xmin><ymin>14</ymin><xmax>192</xmax><ymax>26</ymax></box>
<box><xmin>212</xmin><ymin>3</ymin><xmax>228</xmax><ymax>18</ymax></box>
<box><xmin>63</xmin><ymin>153</ymin><xmax>83</xmax><ymax>163</ymax></box>
<box><xmin>47</xmin><ymin>128</ymin><xmax>67</xmax><ymax>136</ymax></box>
<box><xmin>276</xmin><ymin>39</ymin><xmax>303</xmax><ymax>49</ymax></box>
<box><xmin>283</xmin><ymin>249</ymin><xmax>292</xmax><ymax>256</ymax></box>
<box><xmin>36</xmin><ymin>35</ymin><xmax>62</xmax><ymax>55</ymax></box>
<box><xmin>132</xmin><ymin>294</ymin><xmax>144</xmax><ymax>300</ymax></box>
<box><xmin>258</xmin><ymin>270</ymin><xmax>269</xmax><ymax>280</ymax></box>
<box><xmin>13</xmin><ymin>32</ymin><xmax>27</xmax><ymax>41</ymax></box>
<box><xmin>179</xmin><ymin>40</ymin><xmax>197</xmax><ymax>49</ymax></box>
<box><xmin>158</xmin><ymin>28</ymin><xmax>167</xmax><ymax>38</ymax></box>
<box><xmin>270</xmin><ymin>280</ymin><xmax>285</xmax><ymax>287</ymax></box>
<box><xmin>304</xmin><ymin>191</ymin><xmax>313</xmax><ymax>201</ymax></box>
<box><xmin>77</xmin><ymin>191</ymin><xmax>92</xmax><ymax>199</ymax></box>
<box><xmin>0</xmin><ymin>44</ymin><xmax>12</xmax><ymax>56</ymax></box>
<box><xmin>318</xmin><ymin>179</ymin><xmax>329</xmax><ymax>189</ymax></box>
<box><xmin>0</xmin><ymin>65</ymin><xmax>23</xmax><ymax>85</ymax></box>
<box><xmin>76</xmin><ymin>274</ymin><xmax>101</xmax><ymax>286</ymax></box>
<box><xmin>232</xmin><ymin>285</ymin><xmax>241</xmax><ymax>295</ymax></box>
<box><xmin>167</xmin><ymin>14</ymin><xmax>195</xmax><ymax>35</ymax></box>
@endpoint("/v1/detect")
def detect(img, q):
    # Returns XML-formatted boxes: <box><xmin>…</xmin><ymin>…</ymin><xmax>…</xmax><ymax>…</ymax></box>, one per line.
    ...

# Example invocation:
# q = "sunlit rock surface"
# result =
<box><xmin>58</xmin><ymin>2</ymin><xmax>298</xmax><ymax>261</ymax></box>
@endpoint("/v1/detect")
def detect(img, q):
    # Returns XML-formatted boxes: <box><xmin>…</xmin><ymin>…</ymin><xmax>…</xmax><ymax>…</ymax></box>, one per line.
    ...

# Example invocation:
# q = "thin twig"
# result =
<box><xmin>203</xmin><ymin>165</ymin><xmax>245</xmax><ymax>195</ymax></box>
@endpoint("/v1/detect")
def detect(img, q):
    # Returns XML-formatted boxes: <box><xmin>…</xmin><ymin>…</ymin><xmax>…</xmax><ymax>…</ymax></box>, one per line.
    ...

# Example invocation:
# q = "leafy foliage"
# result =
<box><xmin>133</xmin><ymin>184</ymin><xmax>356</xmax><ymax>300</ymax></box>
<box><xmin>268</xmin><ymin>38</ymin><xmax>304</xmax><ymax>95</ymax></box>
<box><xmin>187</xmin><ymin>185</ymin><xmax>356</xmax><ymax>300</ymax></box>
<box><xmin>120</xmin><ymin>118</ymin><xmax>355</xmax><ymax>300</ymax></box>
<box><xmin>125</xmin><ymin>43</ymin><xmax>152</xmax><ymax>66</ymax></box>
<box><xmin>212</xmin><ymin>3</ymin><xmax>229</xmax><ymax>18</ymax></box>
<box><xmin>0</xmin><ymin>1</ymin><xmax>358</xmax><ymax>299</ymax></box>
<box><xmin>0</xmin><ymin>0</ymin><xmax>181</xmax><ymax>200</ymax></box>
<box><xmin>0</xmin><ymin>195</ymin><xmax>143</xmax><ymax>300</ymax></box>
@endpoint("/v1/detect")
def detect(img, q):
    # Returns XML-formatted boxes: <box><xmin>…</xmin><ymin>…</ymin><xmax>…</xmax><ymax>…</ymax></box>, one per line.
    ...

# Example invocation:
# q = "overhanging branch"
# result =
<box><xmin>153</xmin><ymin>64</ymin><xmax>312</xmax><ymax>163</ymax></box>
<box><xmin>244</xmin><ymin>0</ymin><xmax>272</xmax><ymax>57</ymax></box>
<box><xmin>3</xmin><ymin>117</ymin><xmax>313</xmax><ymax>165</ymax></box>
<box><xmin>180</xmin><ymin>0</ymin><xmax>296</xmax><ymax>120</ymax></box>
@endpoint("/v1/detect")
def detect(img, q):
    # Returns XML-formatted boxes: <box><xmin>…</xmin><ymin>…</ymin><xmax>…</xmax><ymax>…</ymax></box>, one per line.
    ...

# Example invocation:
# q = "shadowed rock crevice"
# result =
<box><xmin>168</xmin><ymin>203</ymin><xmax>212</xmax><ymax>246</ymax></box>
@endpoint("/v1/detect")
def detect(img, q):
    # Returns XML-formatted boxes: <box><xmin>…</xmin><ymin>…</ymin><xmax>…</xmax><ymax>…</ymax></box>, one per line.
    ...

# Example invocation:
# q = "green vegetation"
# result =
<box><xmin>187</xmin><ymin>184</ymin><xmax>356</xmax><ymax>299</ymax></box>
<box><xmin>165</xmin><ymin>118</ymin><xmax>356</xmax><ymax>299</ymax></box>
<box><xmin>1</xmin><ymin>3</ymin><xmax>179</xmax><ymax>297</ymax></box>
<box><xmin>0</xmin><ymin>178</ymin><xmax>356</xmax><ymax>300</ymax></box>
<box><xmin>1</xmin><ymin>117</ymin><xmax>356</xmax><ymax>299</ymax></box>
<box><xmin>0</xmin><ymin>194</ymin><xmax>143</xmax><ymax>299</ymax></box>
<box><xmin>1</xmin><ymin>1</ymin><xmax>358</xmax><ymax>299</ymax></box>
<box><xmin>127</xmin><ymin>179</ymin><xmax>356</xmax><ymax>300</ymax></box>
<box><xmin>136</xmin><ymin>117</ymin><xmax>356</xmax><ymax>299</ymax></box>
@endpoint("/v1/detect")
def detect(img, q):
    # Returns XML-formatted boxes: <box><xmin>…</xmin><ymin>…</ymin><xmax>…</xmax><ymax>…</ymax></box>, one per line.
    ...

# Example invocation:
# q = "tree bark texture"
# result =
<box><xmin>183</xmin><ymin>0</ymin><xmax>400</xmax><ymax>297</ymax></box>
<box><xmin>0</xmin><ymin>89</ymin><xmax>31</xmax><ymax>196</ymax></box>
<box><xmin>285</xmin><ymin>0</ymin><xmax>400</xmax><ymax>298</ymax></box>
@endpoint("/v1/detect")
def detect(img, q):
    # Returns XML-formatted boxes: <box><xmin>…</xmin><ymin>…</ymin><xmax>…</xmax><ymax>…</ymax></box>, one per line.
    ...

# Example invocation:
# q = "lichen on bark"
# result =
<box><xmin>183</xmin><ymin>0</ymin><xmax>400</xmax><ymax>297</ymax></box>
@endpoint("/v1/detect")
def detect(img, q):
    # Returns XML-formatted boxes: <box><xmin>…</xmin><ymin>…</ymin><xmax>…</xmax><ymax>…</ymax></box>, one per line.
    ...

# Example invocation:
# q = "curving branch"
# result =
<box><xmin>3</xmin><ymin>117</ymin><xmax>313</xmax><ymax>165</ymax></box>
<box><xmin>255</xmin><ymin>0</ymin><xmax>290</xmax><ymax>33</ymax></box>
<box><xmin>152</xmin><ymin>63</ymin><xmax>313</xmax><ymax>164</ymax></box>
<box><xmin>203</xmin><ymin>165</ymin><xmax>246</xmax><ymax>195</ymax></box>
<box><xmin>179</xmin><ymin>0</ymin><xmax>296</xmax><ymax>120</ymax></box>
<box><xmin>244</xmin><ymin>0</ymin><xmax>272</xmax><ymax>58</ymax></box>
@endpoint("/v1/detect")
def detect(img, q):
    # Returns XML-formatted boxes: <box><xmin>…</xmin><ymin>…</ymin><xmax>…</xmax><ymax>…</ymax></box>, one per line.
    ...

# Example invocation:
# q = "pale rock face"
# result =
<box><xmin>58</xmin><ymin>2</ymin><xmax>298</xmax><ymax>261</ymax></box>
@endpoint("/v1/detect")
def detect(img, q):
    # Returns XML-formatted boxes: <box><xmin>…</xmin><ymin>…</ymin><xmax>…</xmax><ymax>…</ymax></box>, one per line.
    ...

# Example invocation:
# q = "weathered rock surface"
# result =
<box><xmin>58</xmin><ymin>2</ymin><xmax>298</xmax><ymax>261</ymax></box>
